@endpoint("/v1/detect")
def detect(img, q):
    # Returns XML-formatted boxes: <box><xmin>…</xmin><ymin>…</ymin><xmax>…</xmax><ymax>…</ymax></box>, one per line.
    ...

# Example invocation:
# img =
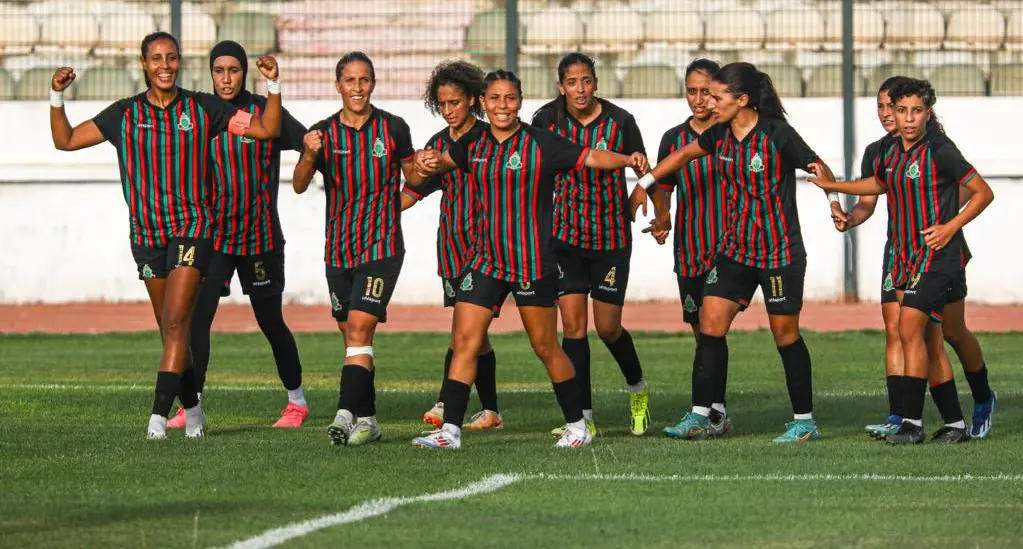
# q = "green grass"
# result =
<box><xmin>2</xmin><ymin>330</ymin><xmax>1022</xmax><ymax>549</ymax></box>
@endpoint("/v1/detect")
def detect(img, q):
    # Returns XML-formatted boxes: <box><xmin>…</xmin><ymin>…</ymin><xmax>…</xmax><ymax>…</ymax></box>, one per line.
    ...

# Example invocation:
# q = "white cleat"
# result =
<box><xmin>327</xmin><ymin>410</ymin><xmax>355</xmax><ymax>446</ymax></box>
<box><xmin>553</xmin><ymin>424</ymin><xmax>593</xmax><ymax>448</ymax></box>
<box><xmin>184</xmin><ymin>405</ymin><xmax>205</xmax><ymax>439</ymax></box>
<box><xmin>147</xmin><ymin>414</ymin><xmax>168</xmax><ymax>440</ymax></box>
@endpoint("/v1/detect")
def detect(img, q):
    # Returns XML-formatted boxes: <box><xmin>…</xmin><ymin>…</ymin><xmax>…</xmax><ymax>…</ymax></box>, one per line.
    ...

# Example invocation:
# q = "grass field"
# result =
<box><xmin>2</xmin><ymin>330</ymin><xmax>1022</xmax><ymax>548</ymax></box>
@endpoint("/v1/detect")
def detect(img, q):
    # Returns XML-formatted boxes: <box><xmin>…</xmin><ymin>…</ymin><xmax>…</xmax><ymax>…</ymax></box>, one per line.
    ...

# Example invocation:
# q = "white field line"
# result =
<box><xmin>217</xmin><ymin>471</ymin><xmax>1023</xmax><ymax>549</ymax></box>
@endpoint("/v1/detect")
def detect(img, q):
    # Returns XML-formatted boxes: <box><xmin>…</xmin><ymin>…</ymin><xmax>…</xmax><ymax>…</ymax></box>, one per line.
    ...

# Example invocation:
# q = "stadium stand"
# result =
<box><xmin>0</xmin><ymin>68</ymin><xmax>14</xmax><ymax>99</ymax></box>
<box><xmin>989</xmin><ymin>64</ymin><xmax>1023</xmax><ymax>95</ymax></box>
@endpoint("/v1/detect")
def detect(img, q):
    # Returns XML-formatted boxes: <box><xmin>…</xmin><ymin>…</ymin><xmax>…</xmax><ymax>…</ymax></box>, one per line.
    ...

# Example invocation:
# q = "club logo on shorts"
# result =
<box><xmin>141</xmin><ymin>264</ymin><xmax>155</xmax><ymax>279</ymax></box>
<box><xmin>907</xmin><ymin>161</ymin><xmax>920</xmax><ymax>179</ymax></box>
<box><xmin>177</xmin><ymin>113</ymin><xmax>192</xmax><ymax>132</ymax></box>
<box><xmin>444</xmin><ymin>279</ymin><xmax>455</xmax><ymax>298</ymax></box>
<box><xmin>330</xmin><ymin>291</ymin><xmax>342</xmax><ymax>312</ymax></box>
<box><xmin>684</xmin><ymin>294</ymin><xmax>698</xmax><ymax>313</ymax></box>
<box><xmin>883</xmin><ymin>272</ymin><xmax>894</xmax><ymax>292</ymax></box>
<box><xmin>372</xmin><ymin>137</ymin><xmax>386</xmax><ymax>158</ymax></box>
<box><xmin>506</xmin><ymin>151</ymin><xmax>522</xmax><ymax>170</ymax></box>
<box><xmin>749</xmin><ymin>152</ymin><xmax>764</xmax><ymax>173</ymax></box>
<box><xmin>595</xmin><ymin>138</ymin><xmax>608</xmax><ymax>151</ymax></box>
<box><xmin>706</xmin><ymin>267</ymin><xmax>718</xmax><ymax>284</ymax></box>
<box><xmin>460</xmin><ymin>272</ymin><xmax>474</xmax><ymax>292</ymax></box>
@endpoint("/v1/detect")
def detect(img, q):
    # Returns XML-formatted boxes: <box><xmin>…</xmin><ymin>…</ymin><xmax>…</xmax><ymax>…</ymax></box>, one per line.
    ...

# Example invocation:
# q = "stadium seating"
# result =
<box><xmin>0</xmin><ymin>68</ymin><xmax>14</xmax><ymax>99</ymax></box>
<box><xmin>96</xmin><ymin>10</ymin><xmax>157</xmax><ymax>57</ymax></box>
<box><xmin>517</xmin><ymin>65</ymin><xmax>558</xmax><ymax>100</ymax></box>
<box><xmin>805</xmin><ymin>64</ymin><xmax>865</xmax><ymax>97</ymax></box>
<box><xmin>764</xmin><ymin>8</ymin><xmax>825</xmax><ymax>51</ymax></box>
<box><xmin>642</xmin><ymin>10</ymin><xmax>703</xmax><ymax>50</ymax></box>
<box><xmin>466</xmin><ymin>10</ymin><xmax>507</xmax><ymax>56</ymax></box>
<box><xmin>884</xmin><ymin>3</ymin><xmax>946</xmax><ymax>50</ymax></box>
<box><xmin>15</xmin><ymin>67</ymin><xmax>67</xmax><ymax>100</ymax></box>
<box><xmin>989</xmin><ymin>64</ymin><xmax>1023</xmax><ymax>95</ymax></box>
<box><xmin>704</xmin><ymin>11</ymin><xmax>765</xmax><ymax>51</ymax></box>
<box><xmin>929</xmin><ymin>64</ymin><xmax>987</xmax><ymax>96</ymax></box>
<box><xmin>821</xmin><ymin>5</ymin><xmax>885</xmax><ymax>51</ymax></box>
<box><xmin>757</xmin><ymin>64</ymin><xmax>804</xmax><ymax>97</ymax></box>
<box><xmin>76</xmin><ymin>66</ymin><xmax>137</xmax><ymax>99</ymax></box>
<box><xmin>582</xmin><ymin>7</ymin><xmax>642</xmax><ymax>54</ymax></box>
<box><xmin>0</xmin><ymin>5</ymin><xmax>40</xmax><ymax>55</ymax></box>
<box><xmin>157</xmin><ymin>3</ymin><xmax>217</xmax><ymax>55</ymax></box>
<box><xmin>1007</xmin><ymin>10</ymin><xmax>1023</xmax><ymax>51</ymax></box>
<box><xmin>868</xmin><ymin>64</ymin><xmax>928</xmax><ymax>95</ymax></box>
<box><xmin>218</xmin><ymin>12</ymin><xmax>276</xmax><ymax>55</ymax></box>
<box><xmin>38</xmin><ymin>6</ymin><xmax>101</xmax><ymax>53</ymax></box>
<box><xmin>522</xmin><ymin>8</ymin><xmax>582</xmax><ymax>54</ymax></box>
<box><xmin>945</xmin><ymin>5</ymin><xmax>1006</xmax><ymax>51</ymax></box>
<box><xmin>620</xmin><ymin>64</ymin><xmax>679</xmax><ymax>98</ymax></box>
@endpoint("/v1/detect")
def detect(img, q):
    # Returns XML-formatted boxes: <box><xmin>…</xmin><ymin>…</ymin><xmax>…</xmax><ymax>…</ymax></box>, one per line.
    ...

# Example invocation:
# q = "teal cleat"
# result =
<box><xmin>663</xmin><ymin>412</ymin><xmax>711</xmax><ymax>440</ymax></box>
<box><xmin>773</xmin><ymin>419</ymin><xmax>823</xmax><ymax>443</ymax></box>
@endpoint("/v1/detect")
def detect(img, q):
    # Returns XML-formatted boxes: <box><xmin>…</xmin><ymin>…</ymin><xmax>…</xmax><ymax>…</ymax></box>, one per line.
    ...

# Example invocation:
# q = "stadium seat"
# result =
<box><xmin>16</xmin><ymin>67</ymin><xmax>70</xmax><ymax>100</ymax></box>
<box><xmin>466</xmin><ymin>10</ymin><xmax>507</xmax><ymax>56</ymax></box>
<box><xmin>805</xmin><ymin>64</ymin><xmax>865</xmax><ymax>97</ymax></box>
<box><xmin>704</xmin><ymin>11</ymin><xmax>765</xmax><ymax>51</ymax></box>
<box><xmin>39</xmin><ymin>11</ymin><xmax>101</xmax><ymax>52</ymax></box>
<box><xmin>0</xmin><ymin>69</ymin><xmax>14</xmax><ymax>100</ymax></box>
<box><xmin>517</xmin><ymin>66</ymin><xmax>558</xmax><ymax>100</ymax></box>
<box><xmin>522</xmin><ymin>8</ymin><xmax>582</xmax><ymax>54</ymax></box>
<box><xmin>764</xmin><ymin>8</ymin><xmax>825</xmax><ymax>50</ymax></box>
<box><xmin>0</xmin><ymin>5</ymin><xmax>40</xmax><ymax>54</ymax></box>
<box><xmin>822</xmin><ymin>5</ymin><xmax>885</xmax><ymax>51</ymax></box>
<box><xmin>218</xmin><ymin>12</ymin><xmax>277</xmax><ymax>55</ymax></box>
<box><xmin>945</xmin><ymin>6</ymin><xmax>1006</xmax><ymax>51</ymax></box>
<box><xmin>620</xmin><ymin>64</ymin><xmax>680</xmax><ymax>98</ymax></box>
<box><xmin>642</xmin><ymin>10</ymin><xmax>703</xmax><ymax>50</ymax></box>
<box><xmin>868</xmin><ymin>64</ymin><xmax>927</xmax><ymax>95</ymax></box>
<box><xmin>76</xmin><ymin>67</ymin><xmax>137</xmax><ymax>100</ymax></box>
<box><xmin>97</xmin><ymin>11</ymin><xmax>157</xmax><ymax>56</ymax></box>
<box><xmin>989</xmin><ymin>64</ymin><xmax>1023</xmax><ymax>96</ymax></box>
<box><xmin>929</xmin><ymin>64</ymin><xmax>987</xmax><ymax>96</ymax></box>
<box><xmin>757</xmin><ymin>64</ymin><xmax>804</xmax><ymax>97</ymax></box>
<box><xmin>1007</xmin><ymin>10</ymin><xmax>1023</xmax><ymax>51</ymax></box>
<box><xmin>583</xmin><ymin>7</ymin><xmax>642</xmax><ymax>53</ymax></box>
<box><xmin>885</xmin><ymin>3</ymin><xmax>946</xmax><ymax>50</ymax></box>
<box><xmin>158</xmin><ymin>4</ymin><xmax>217</xmax><ymax>55</ymax></box>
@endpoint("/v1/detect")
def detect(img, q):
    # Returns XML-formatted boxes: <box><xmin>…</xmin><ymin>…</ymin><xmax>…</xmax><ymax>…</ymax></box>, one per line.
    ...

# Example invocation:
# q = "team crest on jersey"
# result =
<box><xmin>141</xmin><ymin>264</ymin><xmax>155</xmax><ymax>279</ymax></box>
<box><xmin>330</xmin><ymin>291</ymin><xmax>342</xmax><ymax>312</ymax></box>
<box><xmin>906</xmin><ymin>161</ymin><xmax>920</xmax><ymax>179</ymax></box>
<box><xmin>883</xmin><ymin>272</ymin><xmax>894</xmax><ymax>292</ymax></box>
<box><xmin>444</xmin><ymin>279</ymin><xmax>455</xmax><ymax>298</ymax></box>
<box><xmin>749</xmin><ymin>152</ymin><xmax>764</xmax><ymax>173</ymax></box>
<box><xmin>177</xmin><ymin>113</ymin><xmax>192</xmax><ymax>132</ymax></box>
<box><xmin>372</xmin><ymin>137</ymin><xmax>386</xmax><ymax>158</ymax></box>
<box><xmin>506</xmin><ymin>151</ymin><xmax>522</xmax><ymax>170</ymax></box>
<box><xmin>595</xmin><ymin>138</ymin><xmax>608</xmax><ymax>151</ymax></box>
<box><xmin>460</xmin><ymin>272</ymin><xmax>474</xmax><ymax>292</ymax></box>
<box><xmin>240</xmin><ymin>136</ymin><xmax>255</xmax><ymax>144</ymax></box>
<box><xmin>706</xmin><ymin>267</ymin><xmax>718</xmax><ymax>284</ymax></box>
<box><xmin>684</xmin><ymin>294</ymin><xmax>698</xmax><ymax>313</ymax></box>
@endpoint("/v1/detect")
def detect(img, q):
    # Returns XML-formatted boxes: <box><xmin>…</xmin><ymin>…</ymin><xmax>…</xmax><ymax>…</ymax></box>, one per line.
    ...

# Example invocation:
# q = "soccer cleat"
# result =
<box><xmin>423</xmin><ymin>402</ymin><xmax>444</xmax><ymax>429</ymax></box>
<box><xmin>348</xmin><ymin>419</ymin><xmax>382</xmax><ymax>445</ymax></box>
<box><xmin>886</xmin><ymin>421</ymin><xmax>925</xmax><ymax>445</ymax></box>
<box><xmin>272</xmin><ymin>402</ymin><xmax>310</xmax><ymax>428</ymax></box>
<box><xmin>773</xmin><ymin>419</ymin><xmax>822</xmax><ymax>443</ymax></box>
<box><xmin>931</xmin><ymin>425</ymin><xmax>971</xmax><ymax>444</ymax></box>
<box><xmin>147</xmin><ymin>415</ymin><xmax>168</xmax><ymax>440</ymax></box>
<box><xmin>166</xmin><ymin>407</ymin><xmax>187</xmax><ymax>429</ymax></box>
<box><xmin>464</xmin><ymin>410</ymin><xmax>503</xmax><ymax>430</ymax></box>
<box><xmin>970</xmin><ymin>391</ymin><xmax>997</xmax><ymax>440</ymax></box>
<box><xmin>629</xmin><ymin>389</ymin><xmax>651</xmax><ymax>436</ymax></box>
<box><xmin>551</xmin><ymin>419</ymin><xmax>596</xmax><ymax>438</ymax></box>
<box><xmin>663</xmin><ymin>412</ymin><xmax>711</xmax><ymax>440</ymax></box>
<box><xmin>553</xmin><ymin>424</ymin><xmax>593</xmax><ymax>448</ymax></box>
<box><xmin>865</xmin><ymin>415</ymin><xmax>902</xmax><ymax>440</ymax></box>
<box><xmin>412</xmin><ymin>428</ymin><xmax>461</xmax><ymax>449</ymax></box>
<box><xmin>327</xmin><ymin>412</ymin><xmax>354</xmax><ymax>446</ymax></box>
<box><xmin>184</xmin><ymin>406</ymin><xmax>205</xmax><ymax>439</ymax></box>
<box><xmin>708</xmin><ymin>409</ymin><xmax>733</xmax><ymax>437</ymax></box>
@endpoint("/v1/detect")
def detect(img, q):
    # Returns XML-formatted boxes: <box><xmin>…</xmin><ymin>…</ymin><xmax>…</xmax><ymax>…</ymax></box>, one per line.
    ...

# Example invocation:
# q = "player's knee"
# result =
<box><xmin>595</xmin><ymin>320</ymin><xmax>621</xmax><ymax>343</ymax></box>
<box><xmin>344</xmin><ymin>324</ymin><xmax>374</xmax><ymax>347</ymax></box>
<box><xmin>770</xmin><ymin>325</ymin><xmax>799</xmax><ymax>347</ymax></box>
<box><xmin>883</xmin><ymin>317</ymin><xmax>901</xmax><ymax>346</ymax></box>
<box><xmin>528</xmin><ymin>336</ymin><xmax>558</xmax><ymax>362</ymax></box>
<box><xmin>898</xmin><ymin>315</ymin><xmax>925</xmax><ymax>345</ymax></box>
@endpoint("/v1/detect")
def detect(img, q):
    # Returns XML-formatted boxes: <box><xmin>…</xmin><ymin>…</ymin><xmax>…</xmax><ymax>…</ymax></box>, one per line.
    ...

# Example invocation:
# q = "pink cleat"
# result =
<box><xmin>272</xmin><ymin>402</ymin><xmax>310</xmax><ymax>428</ymax></box>
<box><xmin>166</xmin><ymin>407</ymin><xmax>187</xmax><ymax>429</ymax></box>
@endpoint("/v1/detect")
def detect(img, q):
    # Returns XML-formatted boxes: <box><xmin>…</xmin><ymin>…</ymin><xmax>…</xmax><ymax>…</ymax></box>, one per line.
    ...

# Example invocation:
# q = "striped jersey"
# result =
<box><xmin>208</xmin><ymin>91</ymin><xmax>306</xmax><ymax>255</ymax></box>
<box><xmin>309</xmin><ymin>107</ymin><xmax>415</xmax><ymax>268</ymax></box>
<box><xmin>532</xmin><ymin>98</ymin><xmax>644</xmax><ymax>250</ymax></box>
<box><xmin>873</xmin><ymin>131</ymin><xmax>974</xmax><ymax>280</ymax></box>
<box><xmin>402</xmin><ymin>121</ymin><xmax>488</xmax><ymax>279</ymax></box>
<box><xmin>449</xmin><ymin>121</ymin><xmax>590</xmax><ymax>282</ymax></box>
<box><xmin>93</xmin><ymin>88</ymin><xmax>241</xmax><ymax>248</ymax></box>
<box><xmin>656</xmin><ymin>118</ymin><xmax>724</xmax><ymax>277</ymax></box>
<box><xmin>696</xmin><ymin>118</ymin><xmax>819</xmax><ymax>269</ymax></box>
<box><xmin>862</xmin><ymin>136</ymin><xmax>900</xmax><ymax>278</ymax></box>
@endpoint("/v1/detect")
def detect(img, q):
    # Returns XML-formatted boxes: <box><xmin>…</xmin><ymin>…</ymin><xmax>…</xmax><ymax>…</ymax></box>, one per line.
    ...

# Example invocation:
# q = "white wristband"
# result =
<box><xmin>827</xmin><ymin>192</ymin><xmax>840</xmax><ymax>204</ymax></box>
<box><xmin>636</xmin><ymin>172</ymin><xmax>657</xmax><ymax>190</ymax></box>
<box><xmin>49</xmin><ymin>88</ymin><xmax>64</xmax><ymax>108</ymax></box>
<box><xmin>266</xmin><ymin>79</ymin><xmax>281</xmax><ymax>94</ymax></box>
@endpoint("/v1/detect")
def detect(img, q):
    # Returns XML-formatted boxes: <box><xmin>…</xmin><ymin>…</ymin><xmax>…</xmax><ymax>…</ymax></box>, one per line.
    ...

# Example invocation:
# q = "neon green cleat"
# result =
<box><xmin>551</xmin><ymin>419</ymin><xmax>596</xmax><ymax>438</ymax></box>
<box><xmin>663</xmin><ymin>412</ymin><xmax>711</xmax><ymax>440</ymax></box>
<box><xmin>629</xmin><ymin>389</ymin><xmax>650</xmax><ymax>436</ymax></box>
<box><xmin>348</xmin><ymin>419</ymin><xmax>382</xmax><ymax>445</ymax></box>
<box><xmin>773</xmin><ymin>419</ymin><xmax>823</xmax><ymax>443</ymax></box>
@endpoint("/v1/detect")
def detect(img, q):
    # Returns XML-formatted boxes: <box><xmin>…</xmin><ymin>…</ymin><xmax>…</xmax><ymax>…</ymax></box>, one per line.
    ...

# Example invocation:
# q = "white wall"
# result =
<box><xmin>1</xmin><ymin>98</ymin><xmax>1020</xmax><ymax>304</ymax></box>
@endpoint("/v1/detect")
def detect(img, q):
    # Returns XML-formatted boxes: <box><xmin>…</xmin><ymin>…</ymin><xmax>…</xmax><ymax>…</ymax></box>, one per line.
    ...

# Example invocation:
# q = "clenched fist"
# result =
<box><xmin>52</xmin><ymin>67</ymin><xmax>76</xmax><ymax>92</ymax></box>
<box><xmin>256</xmin><ymin>55</ymin><xmax>279</xmax><ymax>81</ymax></box>
<box><xmin>302</xmin><ymin>130</ymin><xmax>322</xmax><ymax>158</ymax></box>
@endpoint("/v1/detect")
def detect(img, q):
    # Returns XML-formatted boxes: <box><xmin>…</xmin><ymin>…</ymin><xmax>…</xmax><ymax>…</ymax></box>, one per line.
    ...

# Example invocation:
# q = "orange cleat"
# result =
<box><xmin>272</xmin><ymin>402</ymin><xmax>310</xmax><ymax>428</ymax></box>
<box><xmin>464</xmin><ymin>410</ymin><xmax>503</xmax><ymax>430</ymax></box>
<box><xmin>423</xmin><ymin>402</ymin><xmax>444</xmax><ymax>428</ymax></box>
<box><xmin>166</xmin><ymin>407</ymin><xmax>187</xmax><ymax>429</ymax></box>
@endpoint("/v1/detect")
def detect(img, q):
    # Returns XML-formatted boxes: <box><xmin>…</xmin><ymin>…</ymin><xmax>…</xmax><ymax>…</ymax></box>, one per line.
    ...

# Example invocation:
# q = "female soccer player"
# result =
<box><xmin>637</xmin><ymin>62</ymin><xmax>830</xmax><ymax>443</ymax></box>
<box><xmin>648</xmin><ymin>59</ymin><xmax>733</xmax><ymax>438</ymax></box>
<box><xmin>531</xmin><ymin>53</ymin><xmax>651</xmax><ymax>437</ymax></box>
<box><xmin>165</xmin><ymin>41</ymin><xmax>309</xmax><ymax>430</ymax></box>
<box><xmin>811</xmin><ymin>78</ymin><xmax>994</xmax><ymax>444</ymax></box>
<box><xmin>48</xmin><ymin>31</ymin><xmax>283</xmax><ymax>439</ymax></box>
<box><xmin>293</xmin><ymin>52</ymin><xmax>424</xmax><ymax>447</ymax></box>
<box><xmin>402</xmin><ymin>60</ymin><xmax>502</xmax><ymax>431</ymax></box>
<box><xmin>408</xmin><ymin>70</ymin><xmax>670</xmax><ymax>449</ymax></box>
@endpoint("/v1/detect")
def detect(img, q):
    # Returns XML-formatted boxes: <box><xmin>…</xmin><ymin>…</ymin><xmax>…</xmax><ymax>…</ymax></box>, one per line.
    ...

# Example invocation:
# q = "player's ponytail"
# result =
<box><xmin>755</xmin><ymin>70</ymin><xmax>786</xmax><ymax>120</ymax></box>
<box><xmin>712</xmin><ymin>62</ymin><xmax>787</xmax><ymax>121</ymax></box>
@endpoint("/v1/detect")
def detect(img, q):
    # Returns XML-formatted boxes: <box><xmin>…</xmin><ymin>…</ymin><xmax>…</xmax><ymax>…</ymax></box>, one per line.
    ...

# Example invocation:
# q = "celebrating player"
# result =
<box><xmin>403</xmin><ymin>61</ymin><xmax>503</xmax><ymax>431</ymax></box>
<box><xmin>637</xmin><ymin>62</ymin><xmax>832</xmax><ymax>443</ymax></box>
<box><xmin>293</xmin><ymin>52</ymin><xmax>423</xmax><ymax>446</ymax></box>
<box><xmin>811</xmin><ymin>78</ymin><xmax>995</xmax><ymax>444</ymax></box>
<box><xmin>408</xmin><ymin>70</ymin><xmax>670</xmax><ymax>449</ymax></box>
<box><xmin>531</xmin><ymin>53</ymin><xmax>651</xmax><ymax>437</ymax></box>
<box><xmin>48</xmin><ymin>32</ymin><xmax>283</xmax><ymax>439</ymax></box>
<box><xmin>649</xmin><ymin>59</ymin><xmax>733</xmax><ymax>439</ymax></box>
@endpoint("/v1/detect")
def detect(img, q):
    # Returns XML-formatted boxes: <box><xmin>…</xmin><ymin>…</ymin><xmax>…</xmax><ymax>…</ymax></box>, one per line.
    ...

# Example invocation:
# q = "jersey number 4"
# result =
<box><xmin>604</xmin><ymin>267</ymin><xmax>617</xmax><ymax>287</ymax></box>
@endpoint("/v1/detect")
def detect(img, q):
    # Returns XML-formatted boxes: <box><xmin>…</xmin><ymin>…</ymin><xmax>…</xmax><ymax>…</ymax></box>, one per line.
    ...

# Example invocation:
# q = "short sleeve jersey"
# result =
<box><xmin>402</xmin><ymin>121</ymin><xmax>489</xmax><ymax>279</ymax></box>
<box><xmin>448</xmin><ymin>121</ymin><xmax>590</xmax><ymax>282</ymax></box>
<box><xmin>656</xmin><ymin>118</ymin><xmax>724</xmax><ymax>277</ymax></box>
<box><xmin>873</xmin><ymin>131</ymin><xmax>975</xmax><ymax>280</ymax></box>
<box><xmin>532</xmin><ymin>98</ymin><xmax>644</xmax><ymax>251</ymax></box>
<box><xmin>696</xmin><ymin>117</ymin><xmax>819</xmax><ymax>269</ymax></box>
<box><xmin>307</xmin><ymin>107</ymin><xmax>414</xmax><ymax>268</ymax></box>
<box><xmin>92</xmin><ymin>88</ymin><xmax>241</xmax><ymax>248</ymax></box>
<box><xmin>208</xmin><ymin>91</ymin><xmax>306</xmax><ymax>255</ymax></box>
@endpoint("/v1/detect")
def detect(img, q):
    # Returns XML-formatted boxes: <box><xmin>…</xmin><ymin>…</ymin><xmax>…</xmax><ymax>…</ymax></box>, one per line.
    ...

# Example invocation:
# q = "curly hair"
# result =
<box><xmin>888</xmin><ymin>77</ymin><xmax>943</xmax><ymax>132</ymax></box>
<box><xmin>423</xmin><ymin>60</ymin><xmax>485</xmax><ymax>119</ymax></box>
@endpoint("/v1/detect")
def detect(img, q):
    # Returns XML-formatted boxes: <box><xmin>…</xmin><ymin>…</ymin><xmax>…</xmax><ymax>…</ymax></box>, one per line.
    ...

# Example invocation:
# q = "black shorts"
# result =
<box><xmin>703</xmin><ymin>254</ymin><xmax>806</xmax><ymax>316</ymax></box>
<box><xmin>456</xmin><ymin>268</ymin><xmax>557</xmax><ymax>313</ymax></box>
<box><xmin>677</xmin><ymin>274</ymin><xmax>707</xmax><ymax>325</ymax></box>
<box><xmin>206</xmin><ymin>248</ymin><xmax>285</xmax><ymax>297</ymax></box>
<box><xmin>902</xmin><ymin>270</ymin><xmax>966</xmax><ymax>322</ymax></box>
<box><xmin>131</xmin><ymin>237</ymin><xmax>213</xmax><ymax>280</ymax></box>
<box><xmin>553</xmin><ymin>240</ymin><xmax>631</xmax><ymax>306</ymax></box>
<box><xmin>326</xmin><ymin>254</ymin><xmax>403</xmax><ymax>322</ymax></box>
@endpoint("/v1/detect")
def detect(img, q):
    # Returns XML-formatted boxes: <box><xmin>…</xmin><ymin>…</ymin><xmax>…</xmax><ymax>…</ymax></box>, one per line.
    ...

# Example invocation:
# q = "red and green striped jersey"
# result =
<box><xmin>656</xmin><ymin>118</ymin><xmax>724</xmax><ymax>277</ymax></box>
<box><xmin>309</xmin><ymin>107</ymin><xmax>415</xmax><ymax>268</ymax></box>
<box><xmin>93</xmin><ymin>88</ymin><xmax>241</xmax><ymax>248</ymax></box>
<box><xmin>862</xmin><ymin>136</ymin><xmax>900</xmax><ymax>276</ymax></box>
<box><xmin>208</xmin><ymin>91</ymin><xmax>306</xmax><ymax>255</ymax></box>
<box><xmin>402</xmin><ymin>121</ymin><xmax>488</xmax><ymax>278</ymax></box>
<box><xmin>449</xmin><ymin>121</ymin><xmax>590</xmax><ymax>282</ymax></box>
<box><xmin>873</xmin><ymin>131</ymin><xmax>975</xmax><ymax>280</ymax></box>
<box><xmin>531</xmin><ymin>98</ymin><xmax>644</xmax><ymax>251</ymax></box>
<box><xmin>696</xmin><ymin>118</ymin><xmax>819</xmax><ymax>269</ymax></box>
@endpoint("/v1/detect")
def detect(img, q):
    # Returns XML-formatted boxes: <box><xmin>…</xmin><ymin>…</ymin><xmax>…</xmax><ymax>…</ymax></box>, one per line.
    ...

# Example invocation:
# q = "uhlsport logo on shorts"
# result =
<box><xmin>177</xmin><ymin>113</ymin><xmax>192</xmax><ymax>132</ymax></box>
<box><xmin>141</xmin><ymin>264</ymin><xmax>155</xmax><ymax>279</ymax></box>
<box><xmin>706</xmin><ymin>266</ymin><xmax>718</xmax><ymax>284</ymax></box>
<box><xmin>460</xmin><ymin>272</ymin><xmax>474</xmax><ymax>292</ymax></box>
<box><xmin>330</xmin><ymin>291</ymin><xmax>342</xmax><ymax>312</ymax></box>
<box><xmin>883</xmin><ymin>272</ymin><xmax>894</xmax><ymax>292</ymax></box>
<box><xmin>444</xmin><ymin>279</ymin><xmax>455</xmax><ymax>298</ymax></box>
<box><xmin>558</xmin><ymin>263</ymin><xmax>564</xmax><ymax>279</ymax></box>
<box><xmin>684</xmin><ymin>294</ymin><xmax>698</xmax><ymax>313</ymax></box>
<box><xmin>749</xmin><ymin>152</ymin><xmax>764</xmax><ymax>173</ymax></box>
<box><xmin>506</xmin><ymin>151</ymin><xmax>522</xmax><ymax>170</ymax></box>
<box><xmin>372</xmin><ymin>137</ymin><xmax>386</xmax><ymax>158</ymax></box>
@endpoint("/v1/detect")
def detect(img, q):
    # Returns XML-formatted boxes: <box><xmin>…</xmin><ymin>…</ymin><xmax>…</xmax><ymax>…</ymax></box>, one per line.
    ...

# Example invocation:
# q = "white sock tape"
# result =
<box><xmin>636</xmin><ymin>172</ymin><xmax>656</xmax><ymax>190</ymax></box>
<box><xmin>345</xmin><ymin>345</ymin><xmax>374</xmax><ymax>358</ymax></box>
<box><xmin>49</xmin><ymin>89</ymin><xmax>64</xmax><ymax>108</ymax></box>
<box><xmin>827</xmin><ymin>192</ymin><xmax>840</xmax><ymax>204</ymax></box>
<box><xmin>266</xmin><ymin>79</ymin><xmax>281</xmax><ymax>94</ymax></box>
